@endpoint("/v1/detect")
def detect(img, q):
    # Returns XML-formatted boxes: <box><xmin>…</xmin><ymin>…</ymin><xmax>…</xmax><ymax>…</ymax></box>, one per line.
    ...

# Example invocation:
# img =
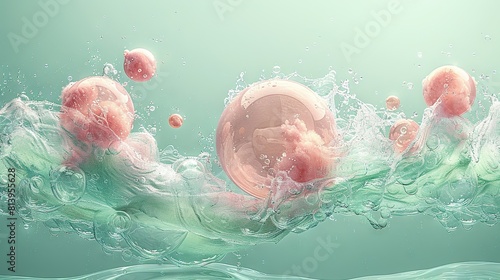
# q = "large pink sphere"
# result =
<box><xmin>216</xmin><ymin>80</ymin><xmax>336</xmax><ymax>199</ymax></box>
<box><xmin>123</xmin><ymin>48</ymin><xmax>156</xmax><ymax>82</ymax></box>
<box><xmin>422</xmin><ymin>65</ymin><xmax>476</xmax><ymax>117</ymax></box>
<box><xmin>60</xmin><ymin>76</ymin><xmax>135</xmax><ymax>149</ymax></box>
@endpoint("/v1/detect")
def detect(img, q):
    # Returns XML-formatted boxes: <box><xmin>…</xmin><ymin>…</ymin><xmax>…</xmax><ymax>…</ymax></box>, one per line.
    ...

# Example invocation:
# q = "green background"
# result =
<box><xmin>0</xmin><ymin>0</ymin><xmax>499</xmax><ymax>279</ymax></box>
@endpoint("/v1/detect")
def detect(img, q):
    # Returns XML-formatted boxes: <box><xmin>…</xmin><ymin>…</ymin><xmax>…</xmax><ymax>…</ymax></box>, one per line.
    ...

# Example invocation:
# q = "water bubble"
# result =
<box><xmin>173</xmin><ymin>158</ymin><xmax>205</xmax><ymax>180</ymax></box>
<box><xmin>67</xmin><ymin>76</ymin><xmax>73</xmax><ymax>82</ymax></box>
<box><xmin>417</xmin><ymin>52</ymin><xmax>423</xmax><ymax>58</ymax></box>
<box><xmin>102</xmin><ymin>63</ymin><xmax>118</xmax><ymax>77</ymax></box>
<box><xmin>109</xmin><ymin>211</ymin><xmax>132</xmax><ymax>233</ymax></box>
<box><xmin>485</xmin><ymin>35</ymin><xmax>492</xmax><ymax>41</ymax></box>
<box><xmin>19</xmin><ymin>177</ymin><xmax>61</xmax><ymax>212</ymax></box>
<box><xmin>426</xmin><ymin>134</ymin><xmax>440</xmax><ymax>151</ymax></box>
<box><xmin>305</xmin><ymin>192</ymin><xmax>319</xmax><ymax>205</ymax></box>
<box><xmin>395</xmin><ymin>156</ymin><xmax>424</xmax><ymax>185</ymax></box>
<box><xmin>439</xmin><ymin>174</ymin><xmax>476</xmax><ymax>207</ymax></box>
<box><xmin>44</xmin><ymin>64</ymin><xmax>49</xmax><ymax>68</ymax></box>
<box><xmin>272</xmin><ymin>66</ymin><xmax>281</xmax><ymax>74</ymax></box>
<box><xmin>106</xmin><ymin>141</ymin><xmax>122</xmax><ymax>155</ymax></box>
<box><xmin>50</xmin><ymin>165</ymin><xmax>86</xmax><ymax>204</ymax></box>
<box><xmin>424</xmin><ymin>151</ymin><xmax>441</xmax><ymax>169</ymax></box>
<box><xmin>122</xmin><ymin>249</ymin><xmax>133</xmax><ymax>262</ymax></box>
<box><xmin>0</xmin><ymin>174</ymin><xmax>8</xmax><ymax>185</ymax></box>
<box><xmin>403</xmin><ymin>184</ymin><xmax>418</xmax><ymax>195</ymax></box>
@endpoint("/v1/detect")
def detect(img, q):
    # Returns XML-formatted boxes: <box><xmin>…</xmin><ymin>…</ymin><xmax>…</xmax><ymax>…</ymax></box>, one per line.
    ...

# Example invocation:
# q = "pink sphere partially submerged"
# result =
<box><xmin>422</xmin><ymin>65</ymin><xmax>476</xmax><ymax>117</ymax></box>
<box><xmin>123</xmin><ymin>48</ymin><xmax>156</xmax><ymax>82</ymax></box>
<box><xmin>216</xmin><ymin>80</ymin><xmax>336</xmax><ymax>199</ymax></box>
<box><xmin>389</xmin><ymin>119</ymin><xmax>419</xmax><ymax>153</ymax></box>
<box><xmin>60</xmin><ymin>76</ymin><xmax>135</xmax><ymax>149</ymax></box>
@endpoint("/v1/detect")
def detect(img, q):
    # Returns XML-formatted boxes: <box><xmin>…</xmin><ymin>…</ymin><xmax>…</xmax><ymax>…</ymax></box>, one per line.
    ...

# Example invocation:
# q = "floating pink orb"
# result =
<box><xmin>389</xmin><ymin>119</ymin><xmax>419</xmax><ymax>153</ymax></box>
<box><xmin>386</xmin><ymin>95</ymin><xmax>400</xmax><ymax>110</ymax></box>
<box><xmin>216</xmin><ymin>80</ymin><xmax>337</xmax><ymax>199</ymax></box>
<box><xmin>123</xmin><ymin>48</ymin><xmax>156</xmax><ymax>82</ymax></box>
<box><xmin>422</xmin><ymin>65</ymin><xmax>476</xmax><ymax>117</ymax></box>
<box><xmin>60</xmin><ymin>76</ymin><xmax>135</xmax><ymax>149</ymax></box>
<box><xmin>169</xmin><ymin>113</ymin><xmax>183</xmax><ymax>128</ymax></box>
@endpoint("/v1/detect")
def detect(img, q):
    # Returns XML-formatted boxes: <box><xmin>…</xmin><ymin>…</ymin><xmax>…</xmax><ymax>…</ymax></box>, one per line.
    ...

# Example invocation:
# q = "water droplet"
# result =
<box><xmin>173</xmin><ymin>158</ymin><xmax>205</xmax><ymax>180</ymax></box>
<box><xmin>417</xmin><ymin>52</ymin><xmax>423</xmax><ymax>58</ymax></box>
<box><xmin>44</xmin><ymin>64</ymin><xmax>49</xmax><ymax>68</ymax></box>
<box><xmin>50</xmin><ymin>165</ymin><xmax>86</xmax><ymax>204</ymax></box>
<box><xmin>109</xmin><ymin>211</ymin><xmax>131</xmax><ymax>233</ymax></box>
<box><xmin>426</xmin><ymin>134</ymin><xmax>440</xmax><ymax>151</ymax></box>
<box><xmin>485</xmin><ymin>35</ymin><xmax>492</xmax><ymax>40</ymax></box>
<box><xmin>102</xmin><ymin>63</ymin><xmax>118</xmax><ymax>77</ymax></box>
<box><xmin>272</xmin><ymin>66</ymin><xmax>281</xmax><ymax>74</ymax></box>
<box><xmin>122</xmin><ymin>249</ymin><xmax>133</xmax><ymax>262</ymax></box>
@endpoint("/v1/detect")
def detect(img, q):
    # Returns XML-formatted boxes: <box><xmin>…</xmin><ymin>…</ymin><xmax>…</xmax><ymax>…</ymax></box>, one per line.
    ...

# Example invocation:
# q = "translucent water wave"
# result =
<box><xmin>1</xmin><ymin>262</ymin><xmax>499</xmax><ymax>280</ymax></box>
<box><xmin>0</xmin><ymin>71</ymin><xmax>499</xmax><ymax>264</ymax></box>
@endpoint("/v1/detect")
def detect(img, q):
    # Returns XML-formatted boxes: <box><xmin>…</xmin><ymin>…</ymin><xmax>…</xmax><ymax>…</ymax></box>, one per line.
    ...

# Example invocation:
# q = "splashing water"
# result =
<box><xmin>0</xmin><ymin>70</ymin><xmax>499</xmax><ymax>266</ymax></box>
<box><xmin>1</xmin><ymin>262</ymin><xmax>499</xmax><ymax>280</ymax></box>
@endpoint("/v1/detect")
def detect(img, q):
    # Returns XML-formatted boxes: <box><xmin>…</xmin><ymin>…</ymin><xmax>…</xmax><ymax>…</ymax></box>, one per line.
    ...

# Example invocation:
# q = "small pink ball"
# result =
<box><xmin>385</xmin><ymin>95</ymin><xmax>400</xmax><ymax>110</ymax></box>
<box><xmin>389</xmin><ymin>119</ymin><xmax>419</xmax><ymax>153</ymax></box>
<box><xmin>422</xmin><ymin>65</ymin><xmax>476</xmax><ymax>117</ymax></box>
<box><xmin>168</xmin><ymin>114</ymin><xmax>183</xmax><ymax>129</ymax></box>
<box><xmin>123</xmin><ymin>48</ymin><xmax>156</xmax><ymax>82</ymax></box>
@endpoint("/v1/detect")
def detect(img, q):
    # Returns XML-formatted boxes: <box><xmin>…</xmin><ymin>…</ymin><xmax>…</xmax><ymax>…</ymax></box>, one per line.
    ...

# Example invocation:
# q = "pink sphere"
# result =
<box><xmin>422</xmin><ymin>65</ymin><xmax>476</xmax><ymax>117</ymax></box>
<box><xmin>168</xmin><ymin>114</ymin><xmax>183</xmax><ymax>129</ymax></box>
<box><xmin>60</xmin><ymin>76</ymin><xmax>135</xmax><ymax>149</ymax></box>
<box><xmin>389</xmin><ymin>119</ymin><xmax>419</xmax><ymax>153</ymax></box>
<box><xmin>216</xmin><ymin>80</ymin><xmax>336</xmax><ymax>199</ymax></box>
<box><xmin>123</xmin><ymin>48</ymin><xmax>156</xmax><ymax>82</ymax></box>
<box><xmin>385</xmin><ymin>95</ymin><xmax>400</xmax><ymax>110</ymax></box>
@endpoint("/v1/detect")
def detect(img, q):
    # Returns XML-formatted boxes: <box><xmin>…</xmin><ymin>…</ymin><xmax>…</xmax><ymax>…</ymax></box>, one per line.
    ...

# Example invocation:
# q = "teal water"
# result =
<box><xmin>1</xmin><ymin>262</ymin><xmax>500</xmax><ymax>280</ymax></box>
<box><xmin>1</xmin><ymin>1</ymin><xmax>500</xmax><ymax>279</ymax></box>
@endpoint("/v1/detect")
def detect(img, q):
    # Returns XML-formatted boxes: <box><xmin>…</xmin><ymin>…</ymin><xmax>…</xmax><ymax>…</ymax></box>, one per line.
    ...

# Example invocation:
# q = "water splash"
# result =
<box><xmin>0</xmin><ymin>71</ymin><xmax>499</xmax><ymax>265</ymax></box>
<box><xmin>0</xmin><ymin>262</ymin><xmax>498</xmax><ymax>280</ymax></box>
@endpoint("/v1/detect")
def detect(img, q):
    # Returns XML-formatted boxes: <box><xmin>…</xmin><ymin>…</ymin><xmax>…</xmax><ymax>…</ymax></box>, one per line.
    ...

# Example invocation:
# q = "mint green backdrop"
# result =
<box><xmin>0</xmin><ymin>1</ymin><xmax>499</xmax><ymax>279</ymax></box>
